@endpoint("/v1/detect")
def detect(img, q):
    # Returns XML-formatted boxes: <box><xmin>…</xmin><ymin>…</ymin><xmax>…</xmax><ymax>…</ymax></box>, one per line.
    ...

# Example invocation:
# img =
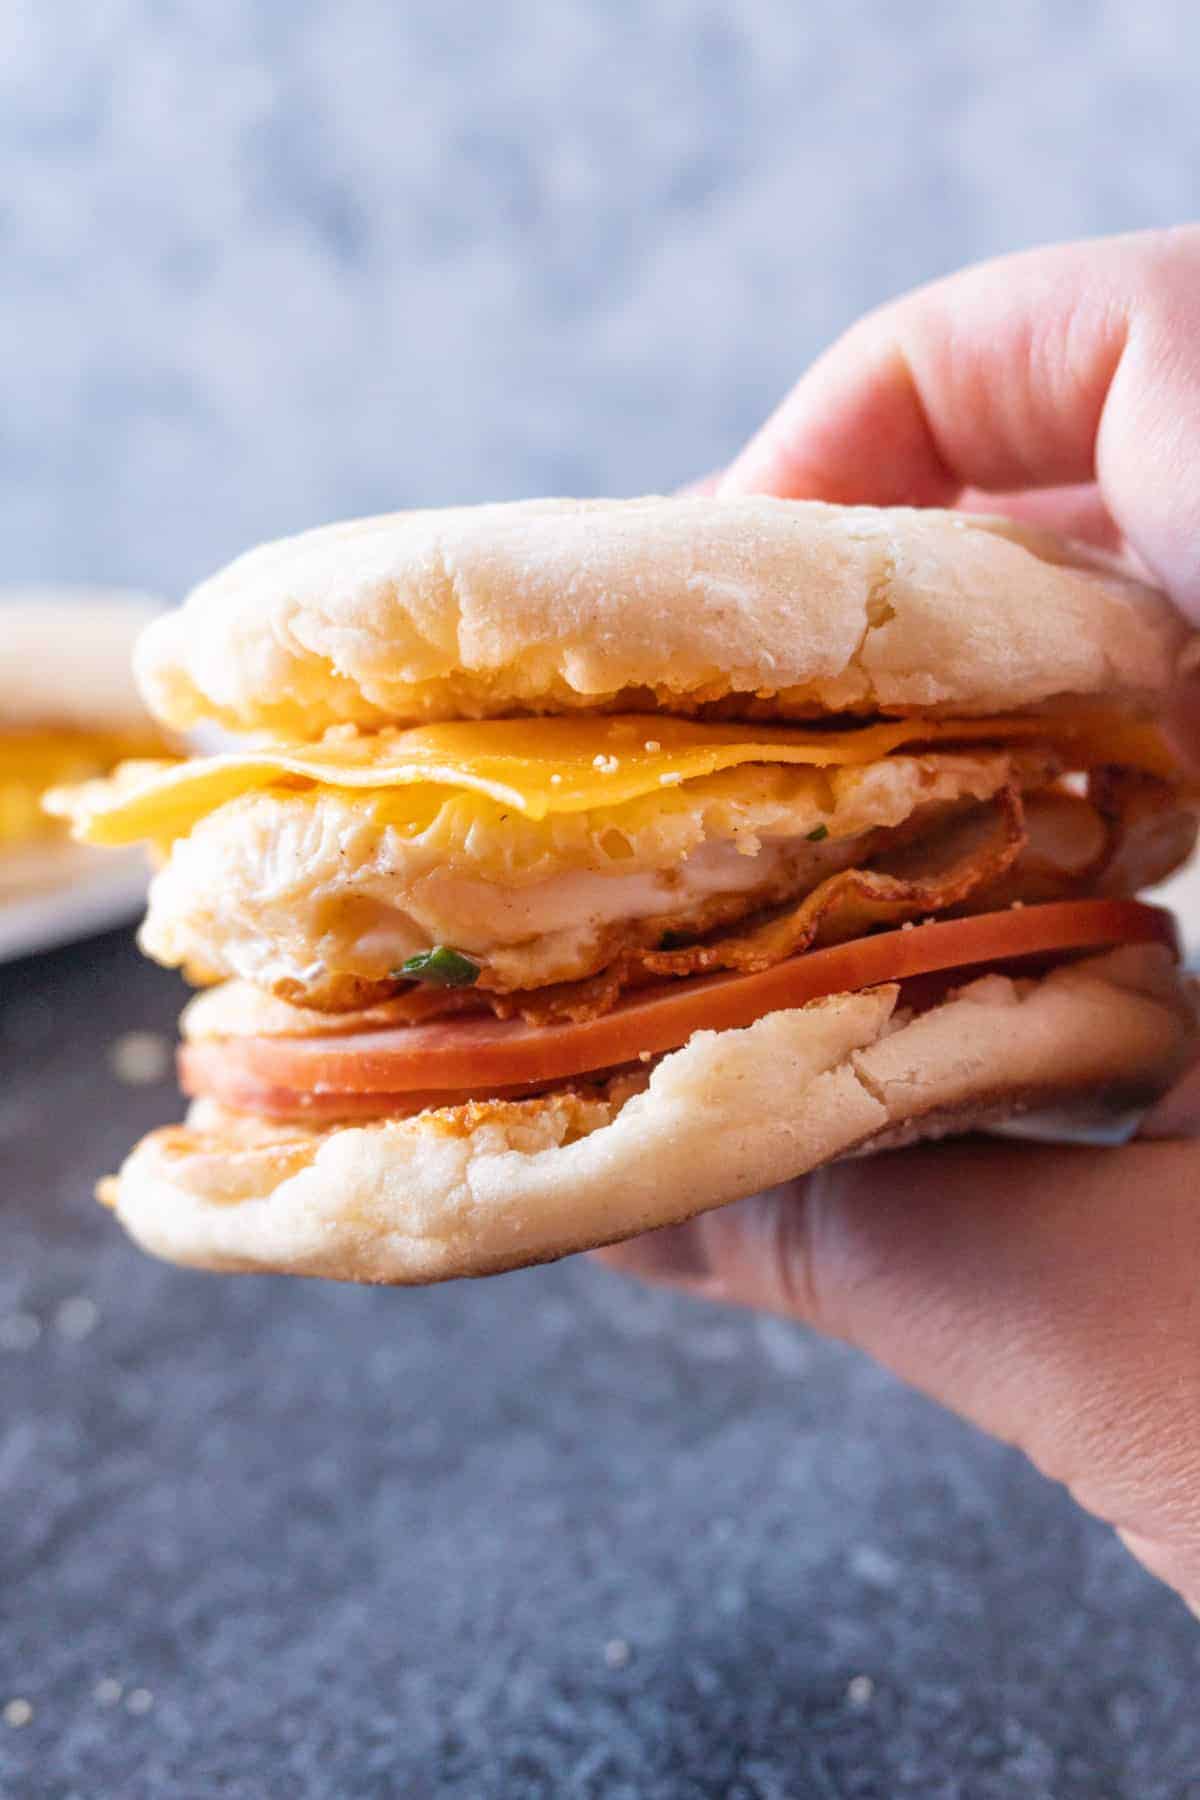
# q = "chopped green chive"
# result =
<box><xmin>397</xmin><ymin>946</ymin><xmax>481</xmax><ymax>987</ymax></box>
<box><xmin>807</xmin><ymin>824</ymin><xmax>829</xmax><ymax>842</ymax></box>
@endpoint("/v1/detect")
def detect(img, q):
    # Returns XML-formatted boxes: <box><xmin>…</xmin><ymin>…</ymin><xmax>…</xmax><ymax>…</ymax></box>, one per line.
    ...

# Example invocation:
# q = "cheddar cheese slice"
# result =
<box><xmin>47</xmin><ymin>709</ymin><xmax>1178</xmax><ymax>847</ymax></box>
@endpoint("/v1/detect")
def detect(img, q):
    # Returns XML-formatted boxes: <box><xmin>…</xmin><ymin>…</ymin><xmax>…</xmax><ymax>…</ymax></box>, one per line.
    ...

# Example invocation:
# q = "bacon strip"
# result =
<box><xmin>495</xmin><ymin>785</ymin><xmax>1028</xmax><ymax>1024</ymax></box>
<box><xmin>185</xmin><ymin>773</ymin><xmax>1194</xmax><ymax>1043</ymax></box>
<box><xmin>180</xmin><ymin>899</ymin><xmax>1181</xmax><ymax>1124</ymax></box>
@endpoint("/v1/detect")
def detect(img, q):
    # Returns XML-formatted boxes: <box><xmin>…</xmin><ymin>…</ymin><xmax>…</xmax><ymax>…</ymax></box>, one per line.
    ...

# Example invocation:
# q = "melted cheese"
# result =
<box><xmin>137</xmin><ymin>753</ymin><xmax>1022</xmax><ymax>1002</ymax></box>
<box><xmin>48</xmin><ymin>708</ymin><xmax>1177</xmax><ymax>848</ymax></box>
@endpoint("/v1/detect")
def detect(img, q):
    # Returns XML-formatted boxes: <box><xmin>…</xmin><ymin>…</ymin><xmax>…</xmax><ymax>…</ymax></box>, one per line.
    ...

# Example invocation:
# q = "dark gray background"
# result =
<box><xmin>3</xmin><ymin>932</ymin><xmax>1200</xmax><ymax>1798</ymax></box>
<box><xmin>5</xmin><ymin>2</ymin><xmax>1200</xmax><ymax>1794</ymax></box>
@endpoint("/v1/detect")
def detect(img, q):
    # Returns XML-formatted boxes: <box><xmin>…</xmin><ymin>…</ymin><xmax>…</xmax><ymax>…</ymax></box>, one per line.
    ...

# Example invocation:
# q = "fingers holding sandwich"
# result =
<box><xmin>719</xmin><ymin>227</ymin><xmax>1200</xmax><ymax>620</ymax></box>
<box><xmin>594</xmin><ymin>1129</ymin><xmax>1200</xmax><ymax>1609</ymax></box>
<box><xmin>597</xmin><ymin>230</ymin><xmax>1200</xmax><ymax>1613</ymax></box>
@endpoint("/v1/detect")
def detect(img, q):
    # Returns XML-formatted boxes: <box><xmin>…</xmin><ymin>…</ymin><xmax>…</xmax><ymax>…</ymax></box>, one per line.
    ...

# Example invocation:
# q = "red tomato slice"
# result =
<box><xmin>181</xmin><ymin>899</ymin><xmax>1178</xmax><ymax>1121</ymax></box>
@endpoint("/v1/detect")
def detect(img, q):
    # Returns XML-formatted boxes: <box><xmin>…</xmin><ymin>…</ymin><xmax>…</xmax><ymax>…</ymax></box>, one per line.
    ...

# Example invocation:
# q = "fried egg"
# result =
<box><xmin>139</xmin><ymin>751</ymin><xmax>1038</xmax><ymax>1005</ymax></box>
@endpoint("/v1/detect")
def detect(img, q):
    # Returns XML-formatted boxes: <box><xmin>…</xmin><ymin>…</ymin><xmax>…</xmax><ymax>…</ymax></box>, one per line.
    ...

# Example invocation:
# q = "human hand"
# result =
<box><xmin>597</xmin><ymin>228</ymin><xmax>1200</xmax><ymax>1611</ymax></box>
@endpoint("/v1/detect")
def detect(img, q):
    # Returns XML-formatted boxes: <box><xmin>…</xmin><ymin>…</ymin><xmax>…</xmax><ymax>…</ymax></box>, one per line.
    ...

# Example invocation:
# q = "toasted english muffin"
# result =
<box><xmin>135</xmin><ymin>498</ymin><xmax>1192</xmax><ymax>737</ymax></box>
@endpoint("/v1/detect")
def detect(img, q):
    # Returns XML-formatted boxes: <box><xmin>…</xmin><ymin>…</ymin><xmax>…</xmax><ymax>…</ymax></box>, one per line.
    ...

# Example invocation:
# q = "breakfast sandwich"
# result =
<box><xmin>49</xmin><ymin>498</ymin><xmax>1199</xmax><ymax>1282</ymax></box>
<box><xmin>1</xmin><ymin>590</ymin><xmax>166</xmax><ymax>901</ymax></box>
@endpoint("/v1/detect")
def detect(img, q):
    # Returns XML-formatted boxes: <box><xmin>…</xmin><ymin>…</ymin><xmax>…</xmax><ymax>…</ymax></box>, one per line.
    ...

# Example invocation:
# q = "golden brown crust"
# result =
<box><xmin>105</xmin><ymin>947</ymin><xmax>1195</xmax><ymax>1285</ymax></box>
<box><xmin>134</xmin><ymin>498</ymin><xmax>1194</xmax><ymax>736</ymax></box>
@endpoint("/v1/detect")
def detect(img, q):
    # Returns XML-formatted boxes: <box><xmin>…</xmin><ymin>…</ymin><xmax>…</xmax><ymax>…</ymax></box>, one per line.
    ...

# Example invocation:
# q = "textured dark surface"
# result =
<box><xmin>1</xmin><ymin>927</ymin><xmax>1198</xmax><ymax>1798</ymax></box>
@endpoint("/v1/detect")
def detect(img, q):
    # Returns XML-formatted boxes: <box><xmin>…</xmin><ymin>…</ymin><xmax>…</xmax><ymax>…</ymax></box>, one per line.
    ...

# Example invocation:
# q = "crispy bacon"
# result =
<box><xmin>1090</xmin><ymin>769</ymin><xmax>1200</xmax><ymax>896</ymax></box>
<box><xmin>182</xmin><ymin>975</ymin><xmax>487</xmax><ymax>1042</ymax></box>
<box><xmin>968</xmin><ymin>770</ymin><xmax>1198</xmax><ymax>910</ymax></box>
<box><xmin>494</xmin><ymin>785</ymin><xmax>1028</xmax><ymax>1024</ymax></box>
<box><xmin>189</xmin><ymin>771</ymin><xmax>1196</xmax><ymax>1042</ymax></box>
<box><xmin>180</xmin><ymin>899</ymin><xmax>1182</xmax><ymax>1123</ymax></box>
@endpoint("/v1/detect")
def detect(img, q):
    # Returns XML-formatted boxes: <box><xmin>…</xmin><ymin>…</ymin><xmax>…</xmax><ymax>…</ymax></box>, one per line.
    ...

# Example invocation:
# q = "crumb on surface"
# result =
<box><xmin>55</xmin><ymin>1297</ymin><xmax>99</xmax><ymax>1341</ymax></box>
<box><xmin>846</xmin><ymin>1674</ymin><xmax>875</xmax><ymax>1708</ymax></box>
<box><xmin>108</xmin><ymin>1031</ymin><xmax>170</xmax><ymax>1086</ymax></box>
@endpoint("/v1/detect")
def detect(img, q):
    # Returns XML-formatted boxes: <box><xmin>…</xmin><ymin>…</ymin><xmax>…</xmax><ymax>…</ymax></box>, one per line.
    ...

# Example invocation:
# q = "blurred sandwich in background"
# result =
<box><xmin>0</xmin><ymin>590</ymin><xmax>169</xmax><ymax>934</ymax></box>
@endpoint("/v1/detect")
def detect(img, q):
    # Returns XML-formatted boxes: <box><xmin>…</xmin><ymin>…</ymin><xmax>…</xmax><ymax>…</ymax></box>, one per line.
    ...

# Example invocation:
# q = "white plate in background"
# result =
<box><xmin>0</xmin><ymin>587</ymin><xmax>165</xmax><ymax>966</ymax></box>
<box><xmin>0</xmin><ymin>851</ymin><xmax>148</xmax><ymax>966</ymax></box>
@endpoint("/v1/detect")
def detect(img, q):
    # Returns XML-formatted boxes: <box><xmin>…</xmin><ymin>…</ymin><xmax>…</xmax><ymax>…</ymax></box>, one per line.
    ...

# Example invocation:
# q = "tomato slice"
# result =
<box><xmin>181</xmin><ymin>899</ymin><xmax>1179</xmax><ymax>1121</ymax></box>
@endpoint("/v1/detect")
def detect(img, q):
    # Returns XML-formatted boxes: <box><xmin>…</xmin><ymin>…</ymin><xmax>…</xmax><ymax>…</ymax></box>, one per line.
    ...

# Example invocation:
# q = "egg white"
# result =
<box><xmin>140</xmin><ymin>752</ymin><xmax>1032</xmax><ymax>1004</ymax></box>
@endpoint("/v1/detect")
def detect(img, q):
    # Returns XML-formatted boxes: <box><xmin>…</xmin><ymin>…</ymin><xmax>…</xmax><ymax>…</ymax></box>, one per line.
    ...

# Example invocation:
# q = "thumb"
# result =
<box><xmin>595</xmin><ymin>1135</ymin><xmax>1200</xmax><ymax>1607</ymax></box>
<box><xmin>719</xmin><ymin>228</ymin><xmax>1200</xmax><ymax>622</ymax></box>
